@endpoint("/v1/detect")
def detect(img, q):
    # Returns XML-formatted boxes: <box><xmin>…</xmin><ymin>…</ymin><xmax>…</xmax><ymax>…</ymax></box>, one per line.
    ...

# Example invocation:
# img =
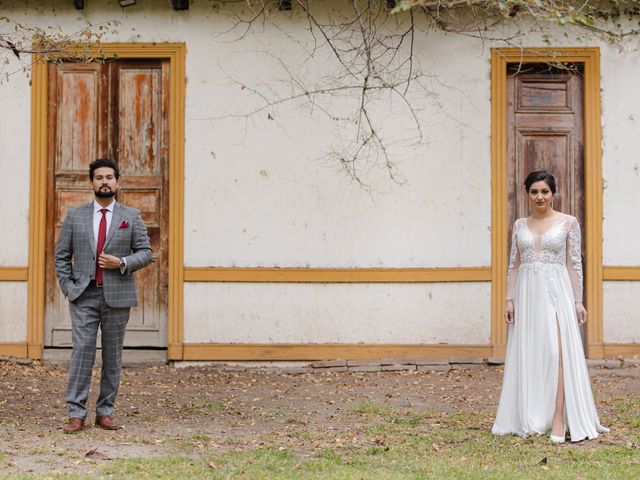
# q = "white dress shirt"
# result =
<box><xmin>93</xmin><ymin>199</ymin><xmax>116</xmax><ymax>248</ymax></box>
<box><xmin>92</xmin><ymin>199</ymin><xmax>127</xmax><ymax>274</ymax></box>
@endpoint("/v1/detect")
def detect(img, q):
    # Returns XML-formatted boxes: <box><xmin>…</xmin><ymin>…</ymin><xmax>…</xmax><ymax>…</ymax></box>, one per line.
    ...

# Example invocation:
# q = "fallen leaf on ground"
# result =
<box><xmin>85</xmin><ymin>449</ymin><xmax>110</xmax><ymax>460</ymax></box>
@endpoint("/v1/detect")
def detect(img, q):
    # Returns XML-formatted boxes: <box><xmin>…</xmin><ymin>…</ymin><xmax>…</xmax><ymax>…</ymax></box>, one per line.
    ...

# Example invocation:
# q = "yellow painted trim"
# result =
<box><xmin>602</xmin><ymin>344</ymin><xmax>640</xmax><ymax>358</ymax></box>
<box><xmin>182</xmin><ymin>344</ymin><xmax>492</xmax><ymax>361</ymax></box>
<box><xmin>0</xmin><ymin>268</ymin><xmax>28</xmax><ymax>281</ymax></box>
<box><xmin>56</xmin><ymin>42</ymin><xmax>188</xmax><ymax>59</ymax></box>
<box><xmin>168</xmin><ymin>44</ymin><xmax>186</xmax><ymax>361</ymax></box>
<box><xmin>0</xmin><ymin>343</ymin><xmax>29</xmax><ymax>358</ymax></box>
<box><xmin>603</xmin><ymin>267</ymin><xmax>640</xmax><ymax>281</ymax></box>
<box><xmin>28</xmin><ymin>43</ymin><xmax>186</xmax><ymax>361</ymax></box>
<box><xmin>583</xmin><ymin>48</ymin><xmax>604</xmax><ymax>358</ymax></box>
<box><xmin>27</xmin><ymin>57</ymin><xmax>48</xmax><ymax>360</ymax></box>
<box><xmin>588</xmin><ymin>343</ymin><xmax>604</xmax><ymax>359</ymax></box>
<box><xmin>490</xmin><ymin>50</ymin><xmax>508</xmax><ymax>355</ymax></box>
<box><xmin>491</xmin><ymin>48</ymin><xmax>603</xmax><ymax>359</ymax></box>
<box><xmin>183</xmin><ymin>267</ymin><xmax>492</xmax><ymax>283</ymax></box>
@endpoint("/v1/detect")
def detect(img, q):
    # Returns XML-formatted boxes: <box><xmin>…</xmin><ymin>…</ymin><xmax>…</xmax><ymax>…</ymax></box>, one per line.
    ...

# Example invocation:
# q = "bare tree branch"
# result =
<box><xmin>4</xmin><ymin>0</ymin><xmax>640</xmax><ymax>185</ymax></box>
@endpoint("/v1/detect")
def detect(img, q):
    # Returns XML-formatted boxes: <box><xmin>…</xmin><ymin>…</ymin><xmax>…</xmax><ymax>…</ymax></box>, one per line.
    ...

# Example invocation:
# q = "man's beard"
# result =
<box><xmin>95</xmin><ymin>188</ymin><xmax>116</xmax><ymax>198</ymax></box>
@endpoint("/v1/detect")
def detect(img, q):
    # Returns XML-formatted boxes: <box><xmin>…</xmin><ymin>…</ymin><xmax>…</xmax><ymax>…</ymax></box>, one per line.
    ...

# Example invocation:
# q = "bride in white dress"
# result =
<box><xmin>492</xmin><ymin>170</ymin><xmax>608</xmax><ymax>443</ymax></box>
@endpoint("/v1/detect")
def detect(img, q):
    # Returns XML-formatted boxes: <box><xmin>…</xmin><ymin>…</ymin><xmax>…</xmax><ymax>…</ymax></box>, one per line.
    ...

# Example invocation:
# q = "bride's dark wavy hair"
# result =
<box><xmin>524</xmin><ymin>170</ymin><xmax>556</xmax><ymax>194</ymax></box>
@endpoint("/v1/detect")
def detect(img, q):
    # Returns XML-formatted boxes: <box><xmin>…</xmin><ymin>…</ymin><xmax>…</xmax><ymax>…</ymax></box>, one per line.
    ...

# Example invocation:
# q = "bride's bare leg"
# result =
<box><xmin>551</xmin><ymin>319</ymin><xmax>565</xmax><ymax>437</ymax></box>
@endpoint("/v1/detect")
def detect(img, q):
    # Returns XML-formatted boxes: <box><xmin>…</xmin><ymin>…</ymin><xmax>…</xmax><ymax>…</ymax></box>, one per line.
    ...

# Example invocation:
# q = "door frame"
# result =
<box><xmin>27</xmin><ymin>43</ymin><xmax>186</xmax><ymax>359</ymax></box>
<box><xmin>491</xmin><ymin>47</ymin><xmax>603</xmax><ymax>358</ymax></box>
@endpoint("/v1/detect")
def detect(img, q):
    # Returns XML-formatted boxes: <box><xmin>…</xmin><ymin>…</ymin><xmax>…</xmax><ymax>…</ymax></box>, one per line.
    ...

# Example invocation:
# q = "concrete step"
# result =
<box><xmin>43</xmin><ymin>348</ymin><xmax>167</xmax><ymax>366</ymax></box>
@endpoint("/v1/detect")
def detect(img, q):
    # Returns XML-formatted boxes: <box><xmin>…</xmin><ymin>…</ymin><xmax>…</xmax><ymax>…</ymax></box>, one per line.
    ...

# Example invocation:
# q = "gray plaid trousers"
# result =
<box><xmin>66</xmin><ymin>284</ymin><xmax>130</xmax><ymax>419</ymax></box>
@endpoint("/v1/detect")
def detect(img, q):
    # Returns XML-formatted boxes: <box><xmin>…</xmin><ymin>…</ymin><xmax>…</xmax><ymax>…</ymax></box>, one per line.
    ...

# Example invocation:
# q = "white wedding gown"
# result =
<box><xmin>492</xmin><ymin>214</ymin><xmax>608</xmax><ymax>442</ymax></box>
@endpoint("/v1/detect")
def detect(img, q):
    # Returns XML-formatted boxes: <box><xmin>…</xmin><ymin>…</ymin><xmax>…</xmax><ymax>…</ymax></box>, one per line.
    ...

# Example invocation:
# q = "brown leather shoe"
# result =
<box><xmin>63</xmin><ymin>418</ymin><xmax>84</xmax><ymax>434</ymax></box>
<box><xmin>95</xmin><ymin>415</ymin><xmax>119</xmax><ymax>430</ymax></box>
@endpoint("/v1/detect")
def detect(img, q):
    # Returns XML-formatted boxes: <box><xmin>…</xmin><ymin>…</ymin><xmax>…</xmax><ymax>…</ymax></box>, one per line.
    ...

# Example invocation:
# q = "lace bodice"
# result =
<box><xmin>506</xmin><ymin>215</ymin><xmax>583</xmax><ymax>302</ymax></box>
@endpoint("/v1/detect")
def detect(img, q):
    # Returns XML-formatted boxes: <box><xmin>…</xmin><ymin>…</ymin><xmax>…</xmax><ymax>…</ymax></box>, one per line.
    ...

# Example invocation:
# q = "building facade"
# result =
<box><xmin>0</xmin><ymin>0</ymin><xmax>638</xmax><ymax>361</ymax></box>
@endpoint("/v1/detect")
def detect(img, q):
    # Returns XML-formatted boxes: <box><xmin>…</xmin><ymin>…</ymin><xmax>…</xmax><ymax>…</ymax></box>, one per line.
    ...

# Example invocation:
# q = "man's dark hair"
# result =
<box><xmin>524</xmin><ymin>170</ymin><xmax>556</xmax><ymax>194</ymax></box>
<box><xmin>89</xmin><ymin>159</ymin><xmax>120</xmax><ymax>180</ymax></box>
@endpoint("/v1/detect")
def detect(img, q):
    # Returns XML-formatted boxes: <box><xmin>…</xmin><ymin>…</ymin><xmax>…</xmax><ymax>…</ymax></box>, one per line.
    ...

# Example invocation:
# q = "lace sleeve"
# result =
<box><xmin>506</xmin><ymin>219</ymin><xmax>521</xmax><ymax>300</ymax></box>
<box><xmin>566</xmin><ymin>216</ymin><xmax>584</xmax><ymax>302</ymax></box>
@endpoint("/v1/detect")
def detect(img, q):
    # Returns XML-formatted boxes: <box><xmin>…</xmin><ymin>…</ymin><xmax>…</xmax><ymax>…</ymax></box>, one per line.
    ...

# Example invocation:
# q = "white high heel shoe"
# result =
<box><xmin>550</xmin><ymin>423</ymin><xmax>566</xmax><ymax>444</ymax></box>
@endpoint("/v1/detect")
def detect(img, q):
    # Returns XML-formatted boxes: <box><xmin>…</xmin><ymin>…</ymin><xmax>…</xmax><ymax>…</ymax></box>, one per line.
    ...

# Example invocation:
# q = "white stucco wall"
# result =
<box><xmin>1</xmin><ymin>1</ymin><xmax>639</xmax><ymax>346</ymax></box>
<box><xmin>184</xmin><ymin>282</ymin><xmax>491</xmax><ymax>344</ymax></box>
<box><xmin>0</xmin><ymin>283</ymin><xmax>28</xmax><ymax>342</ymax></box>
<box><xmin>603</xmin><ymin>282</ymin><xmax>640</xmax><ymax>343</ymax></box>
<box><xmin>0</xmin><ymin>0</ymin><xmax>493</xmax><ymax>270</ymax></box>
<box><xmin>0</xmin><ymin>56</ymin><xmax>30</xmax><ymax>266</ymax></box>
<box><xmin>182</xmin><ymin>13</ymin><xmax>491</xmax><ymax>268</ymax></box>
<box><xmin>600</xmin><ymin>44</ymin><xmax>640</xmax><ymax>266</ymax></box>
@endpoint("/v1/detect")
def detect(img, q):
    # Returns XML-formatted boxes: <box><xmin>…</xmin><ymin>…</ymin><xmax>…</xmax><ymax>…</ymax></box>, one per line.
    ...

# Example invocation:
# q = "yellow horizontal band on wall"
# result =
<box><xmin>0</xmin><ymin>268</ymin><xmax>28</xmax><ymax>281</ymax></box>
<box><xmin>603</xmin><ymin>267</ymin><xmax>640</xmax><ymax>281</ymax></box>
<box><xmin>9</xmin><ymin>266</ymin><xmax>638</xmax><ymax>283</ymax></box>
<box><xmin>0</xmin><ymin>343</ymin><xmax>28</xmax><ymax>357</ymax></box>
<box><xmin>183</xmin><ymin>267</ymin><xmax>492</xmax><ymax>283</ymax></box>
<box><xmin>602</xmin><ymin>344</ymin><xmax>640</xmax><ymax>358</ymax></box>
<box><xmin>181</xmin><ymin>344</ymin><xmax>493</xmax><ymax>361</ymax></box>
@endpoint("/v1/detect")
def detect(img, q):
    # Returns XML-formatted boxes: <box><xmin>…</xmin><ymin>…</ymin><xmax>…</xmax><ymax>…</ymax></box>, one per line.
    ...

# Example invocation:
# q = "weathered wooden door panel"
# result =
<box><xmin>45</xmin><ymin>60</ymin><xmax>169</xmax><ymax>348</ymax></box>
<box><xmin>111</xmin><ymin>60</ymin><xmax>169</xmax><ymax>346</ymax></box>
<box><xmin>54</xmin><ymin>64</ymin><xmax>107</xmax><ymax>169</ymax></box>
<box><xmin>506</xmin><ymin>64</ymin><xmax>586</xmax><ymax>345</ymax></box>
<box><xmin>46</xmin><ymin>63</ymin><xmax>107</xmax><ymax>347</ymax></box>
<box><xmin>514</xmin><ymin>131</ymin><xmax>574</xmax><ymax>216</ymax></box>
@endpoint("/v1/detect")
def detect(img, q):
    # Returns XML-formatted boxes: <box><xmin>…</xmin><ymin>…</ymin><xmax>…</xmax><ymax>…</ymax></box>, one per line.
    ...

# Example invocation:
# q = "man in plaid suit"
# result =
<box><xmin>55</xmin><ymin>158</ymin><xmax>152</xmax><ymax>433</ymax></box>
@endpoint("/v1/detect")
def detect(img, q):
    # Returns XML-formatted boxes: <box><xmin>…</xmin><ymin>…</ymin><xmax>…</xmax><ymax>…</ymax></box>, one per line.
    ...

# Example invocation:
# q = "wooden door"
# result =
<box><xmin>506</xmin><ymin>63</ymin><xmax>586</xmax><ymax>344</ymax></box>
<box><xmin>45</xmin><ymin>59</ymin><xmax>169</xmax><ymax>348</ymax></box>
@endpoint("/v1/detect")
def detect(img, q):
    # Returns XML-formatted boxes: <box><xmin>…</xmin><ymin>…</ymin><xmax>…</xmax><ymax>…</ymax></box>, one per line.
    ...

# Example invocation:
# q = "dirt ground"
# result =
<box><xmin>0</xmin><ymin>359</ymin><xmax>638</xmax><ymax>475</ymax></box>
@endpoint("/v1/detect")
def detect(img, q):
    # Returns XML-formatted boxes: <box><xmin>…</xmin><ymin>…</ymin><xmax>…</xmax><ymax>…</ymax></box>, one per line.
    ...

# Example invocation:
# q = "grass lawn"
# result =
<box><xmin>4</xmin><ymin>397</ymin><xmax>639</xmax><ymax>480</ymax></box>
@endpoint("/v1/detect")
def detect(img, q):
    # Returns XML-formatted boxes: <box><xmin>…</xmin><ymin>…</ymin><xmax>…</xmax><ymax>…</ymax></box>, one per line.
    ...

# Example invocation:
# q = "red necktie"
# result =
<box><xmin>95</xmin><ymin>208</ymin><xmax>108</xmax><ymax>285</ymax></box>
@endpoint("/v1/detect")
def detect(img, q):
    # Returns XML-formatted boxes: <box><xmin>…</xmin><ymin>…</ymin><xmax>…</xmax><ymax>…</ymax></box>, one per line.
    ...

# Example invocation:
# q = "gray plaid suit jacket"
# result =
<box><xmin>54</xmin><ymin>201</ymin><xmax>153</xmax><ymax>308</ymax></box>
